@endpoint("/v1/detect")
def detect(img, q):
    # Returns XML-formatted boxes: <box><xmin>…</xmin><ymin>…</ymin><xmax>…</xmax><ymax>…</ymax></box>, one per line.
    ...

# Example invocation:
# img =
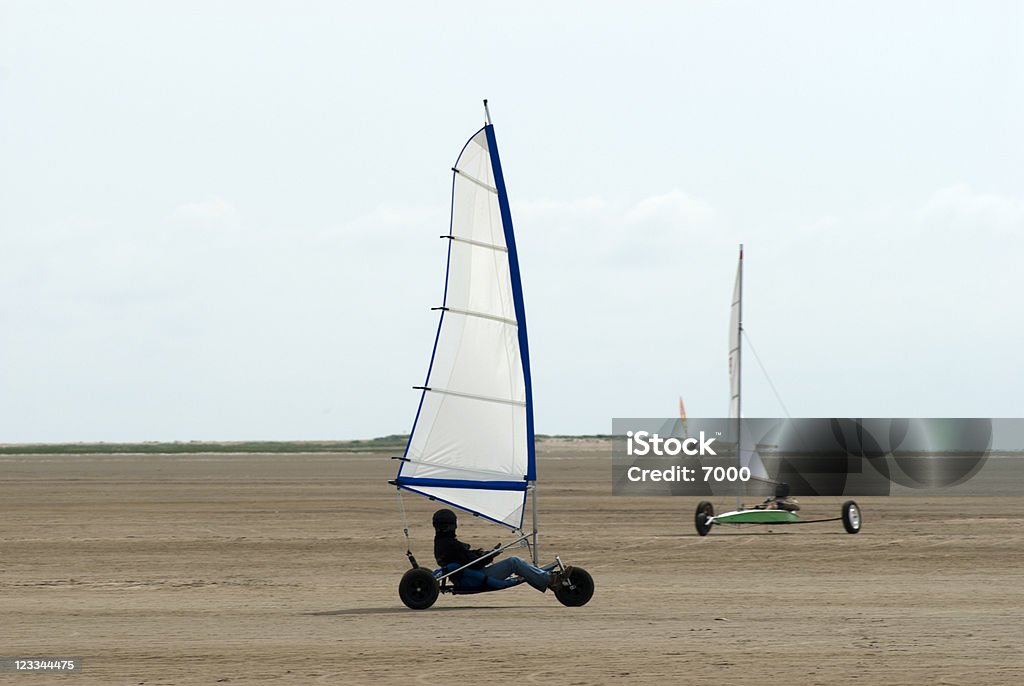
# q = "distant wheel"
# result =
<box><xmin>399</xmin><ymin>567</ymin><xmax>439</xmax><ymax>609</ymax></box>
<box><xmin>554</xmin><ymin>566</ymin><xmax>594</xmax><ymax>607</ymax></box>
<box><xmin>695</xmin><ymin>500</ymin><xmax>715</xmax><ymax>536</ymax></box>
<box><xmin>841</xmin><ymin>500</ymin><xmax>862</xmax><ymax>534</ymax></box>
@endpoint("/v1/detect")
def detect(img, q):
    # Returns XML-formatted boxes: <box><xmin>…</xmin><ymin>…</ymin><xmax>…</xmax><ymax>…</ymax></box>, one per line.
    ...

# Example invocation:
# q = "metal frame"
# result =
<box><xmin>434</xmin><ymin>532</ymin><xmax>533</xmax><ymax>583</ymax></box>
<box><xmin>709</xmin><ymin>516</ymin><xmax>844</xmax><ymax>527</ymax></box>
<box><xmin>434</xmin><ymin>523</ymin><xmax>560</xmax><ymax>587</ymax></box>
<box><xmin>708</xmin><ymin>509</ymin><xmax>801</xmax><ymax>526</ymax></box>
<box><xmin>707</xmin><ymin>510</ymin><xmax>844</xmax><ymax>527</ymax></box>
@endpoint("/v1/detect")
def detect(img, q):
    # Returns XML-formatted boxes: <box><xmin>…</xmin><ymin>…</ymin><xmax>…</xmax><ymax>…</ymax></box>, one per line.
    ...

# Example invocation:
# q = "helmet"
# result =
<box><xmin>432</xmin><ymin>508</ymin><xmax>458</xmax><ymax>532</ymax></box>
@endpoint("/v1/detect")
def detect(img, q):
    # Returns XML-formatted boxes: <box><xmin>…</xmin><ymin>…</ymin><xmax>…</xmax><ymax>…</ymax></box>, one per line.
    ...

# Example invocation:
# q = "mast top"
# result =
<box><xmin>483</xmin><ymin>99</ymin><xmax>492</xmax><ymax>125</ymax></box>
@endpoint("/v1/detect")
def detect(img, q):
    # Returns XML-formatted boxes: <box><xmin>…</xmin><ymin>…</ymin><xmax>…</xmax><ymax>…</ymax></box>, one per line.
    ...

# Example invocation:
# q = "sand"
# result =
<box><xmin>2</xmin><ymin>441</ymin><xmax>1022</xmax><ymax>685</ymax></box>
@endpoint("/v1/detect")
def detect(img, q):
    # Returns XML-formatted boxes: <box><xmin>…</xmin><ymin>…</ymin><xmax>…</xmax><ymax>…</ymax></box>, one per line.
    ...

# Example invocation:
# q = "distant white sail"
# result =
<box><xmin>729</xmin><ymin>248</ymin><xmax>742</xmax><ymax>421</ymax></box>
<box><xmin>728</xmin><ymin>245</ymin><xmax>768</xmax><ymax>480</ymax></box>
<box><xmin>394</xmin><ymin>125</ymin><xmax>535</xmax><ymax>529</ymax></box>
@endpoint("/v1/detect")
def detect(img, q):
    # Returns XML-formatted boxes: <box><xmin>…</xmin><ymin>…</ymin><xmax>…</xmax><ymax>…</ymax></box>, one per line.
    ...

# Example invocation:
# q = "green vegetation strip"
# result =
<box><xmin>0</xmin><ymin>434</ymin><xmax>612</xmax><ymax>455</ymax></box>
<box><xmin>0</xmin><ymin>436</ymin><xmax>410</xmax><ymax>455</ymax></box>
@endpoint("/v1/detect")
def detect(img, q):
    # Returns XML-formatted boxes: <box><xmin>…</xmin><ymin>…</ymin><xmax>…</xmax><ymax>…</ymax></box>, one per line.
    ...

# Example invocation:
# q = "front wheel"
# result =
<box><xmin>399</xmin><ymin>567</ymin><xmax>439</xmax><ymax>609</ymax></box>
<box><xmin>841</xmin><ymin>500</ymin><xmax>862</xmax><ymax>534</ymax></box>
<box><xmin>695</xmin><ymin>500</ymin><xmax>715</xmax><ymax>536</ymax></box>
<box><xmin>554</xmin><ymin>566</ymin><xmax>594</xmax><ymax>607</ymax></box>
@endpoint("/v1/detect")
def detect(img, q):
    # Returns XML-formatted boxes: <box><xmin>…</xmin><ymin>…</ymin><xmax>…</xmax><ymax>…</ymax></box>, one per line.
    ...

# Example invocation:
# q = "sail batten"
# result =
<box><xmin>435</xmin><ymin>306</ymin><xmax>518</xmax><ymax>327</ymax></box>
<box><xmin>443</xmin><ymin>235</ymin><xmax>509</xmax><ymax>253</ymax></box>
<box><xmin>397</xmin><ymin>124</ymin><xmax>534</xmax><ymax>530</ymax></box>
<box><xmin>453</xmin><ymin>168</ymin><xmax>499</xmax><ymax>194</ymax></box>
<box><xmin>418</xmin><ymin>387</ymin><xmax>527</xmax><ymax>407</ymax></box>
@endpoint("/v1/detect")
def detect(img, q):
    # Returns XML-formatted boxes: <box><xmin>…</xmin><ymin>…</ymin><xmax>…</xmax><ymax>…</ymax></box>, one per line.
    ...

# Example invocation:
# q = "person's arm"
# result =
<box><xmin>472</xmin><ymin>544</ymin><xmax>501</xmax><ymax>563</ymax></box>
<box><xmin>456</xmin><ymin>538</ymin><xmax>501</xmax><ymax>567</ymax></box>
<box><xmin>452</xmin><ymin>538</ymin><xmax>485</xmax><ymax>565</ymax></box>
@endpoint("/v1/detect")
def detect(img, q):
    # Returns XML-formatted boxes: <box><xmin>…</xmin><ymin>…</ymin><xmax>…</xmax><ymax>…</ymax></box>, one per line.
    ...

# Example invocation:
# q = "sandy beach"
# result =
<box><xmin>2</xmin><ymin>440</ymin><xmax>1022</xmax><ymax>684</ymax></box>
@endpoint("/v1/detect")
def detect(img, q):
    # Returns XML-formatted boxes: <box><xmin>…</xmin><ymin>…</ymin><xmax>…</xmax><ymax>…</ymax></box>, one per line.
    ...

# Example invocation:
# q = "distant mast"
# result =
<box><xmin>729</xmin><ymin>244</ymin><xmax>744</xmax><ymax>508</ymax></box>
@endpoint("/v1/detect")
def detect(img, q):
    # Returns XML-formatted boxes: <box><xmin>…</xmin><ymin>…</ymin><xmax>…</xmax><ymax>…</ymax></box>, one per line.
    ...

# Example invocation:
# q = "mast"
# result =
<box><xmin>483</xmin><ymin>101</ymin><xmax>538</xmax><ymax>558</ymax></box>
<box><xmin>735</xmin><ymin>244</ymin><xmax>743</xmax><ymax>510</ymax></box>
<box><xmin>531</xmin><ymin>484</ymin><xmax>539</xmax><ymax>565</ymax></box>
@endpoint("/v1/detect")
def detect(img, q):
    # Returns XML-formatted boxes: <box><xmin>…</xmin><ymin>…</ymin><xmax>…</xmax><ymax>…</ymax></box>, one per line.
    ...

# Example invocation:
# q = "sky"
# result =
<box><xmin>1</xmin><ymin>1</ymin><xmax>1022</xmax><ymax>442</ymax></box>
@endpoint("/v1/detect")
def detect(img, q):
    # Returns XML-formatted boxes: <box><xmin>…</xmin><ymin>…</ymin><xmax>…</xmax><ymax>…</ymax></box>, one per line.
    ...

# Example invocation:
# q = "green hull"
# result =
<box><xmin>712</xmin><ymin>509</ymin><xmax>800</xmax><ymax>525</ymax></box>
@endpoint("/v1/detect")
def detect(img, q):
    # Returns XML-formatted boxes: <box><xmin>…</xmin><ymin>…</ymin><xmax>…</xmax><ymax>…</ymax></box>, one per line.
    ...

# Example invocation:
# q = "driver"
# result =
<box><xmin>432</xmin><ymin>508</ymin><xmax>569</xmax><ymax>592</ymax></box>
<box><xmin>755</xmin><ymin>482</ymin><xmax>801</xmax><ymax>512</ymax></box>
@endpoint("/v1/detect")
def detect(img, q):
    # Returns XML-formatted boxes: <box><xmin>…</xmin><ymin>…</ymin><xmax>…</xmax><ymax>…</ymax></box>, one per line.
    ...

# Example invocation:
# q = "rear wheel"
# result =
<box><xmin>399</xmin><ymin>567</ymin><xmax>439</xmax><ymax>609</ymax></box>
<box><xmin>695</xmin><ymin>500</ymin><xmax>715</xmax><ymax>536</ymax></box>
<box><xmin>554</xmin><ymin>566</ymin><xmax>594</xmax><ymax>607</ymax></box>
<box><xmin>841</xmin><ymin>500</ymin><xmax>861</xmax><ymax>534</ymax></box>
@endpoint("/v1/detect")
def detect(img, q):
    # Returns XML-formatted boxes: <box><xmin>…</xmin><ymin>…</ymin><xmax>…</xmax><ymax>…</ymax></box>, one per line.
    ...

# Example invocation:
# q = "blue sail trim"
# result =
<box><xmin>394</xmin><ymin>476</ymin><xmax>528</xmax><ymax>491</ymax></box>
<box><xmin>395</xmin><ymin>484</ymin><xmax>524</xmax><ymax>531</ymax></box>
<box><xmin>484</xmin><ymin>124</ymin><xmax>536</xmax><ymax>482</ymax></box>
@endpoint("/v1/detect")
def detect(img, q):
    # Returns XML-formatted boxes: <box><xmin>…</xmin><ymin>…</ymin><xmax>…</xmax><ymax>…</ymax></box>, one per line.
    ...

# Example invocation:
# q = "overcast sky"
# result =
<box><xmin>1</xmin><ymin>2</ymin><xmax>1022</xmax><ymax>442</ymax></box>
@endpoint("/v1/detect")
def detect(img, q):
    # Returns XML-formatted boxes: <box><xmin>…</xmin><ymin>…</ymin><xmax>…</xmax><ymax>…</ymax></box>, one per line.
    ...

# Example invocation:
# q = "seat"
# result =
<box><xmin>434</xmin><ymin>563</ymin><xmax>516</xmax><ymax>594</ymax></box>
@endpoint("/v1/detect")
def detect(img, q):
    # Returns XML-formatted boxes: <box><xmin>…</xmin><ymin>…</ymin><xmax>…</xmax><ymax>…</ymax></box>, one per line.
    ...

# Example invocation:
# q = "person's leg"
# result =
<box><xmin>469</xmin><ymin>559</ymin><xmax>519</xmax><ymax>589</ymax></box>
<box><xmin>482</xmin><ymin>557</ymin><xmax>552</xmax><ymax>592</ymax></box>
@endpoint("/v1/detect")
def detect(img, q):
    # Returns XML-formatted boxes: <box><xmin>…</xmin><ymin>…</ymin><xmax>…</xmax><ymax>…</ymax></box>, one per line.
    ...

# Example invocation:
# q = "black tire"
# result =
<box><xmin>553</xmin><ymin>566</ymin><xmax>594</xmax><ymax>607</ymax></box>
<box><xmin>399</xmin><ymin>567</ymin><xmax>439</xmax><ymax>609</ymax></box>
<box><xmin>841</xmin><ymin>500</ymin><xmax>862</xmax><ymax>534</ymax></box>
<box><xmin>695</xmin><ymin>500</ymin><xmax>715</xmax><ymax>536</ymax></box>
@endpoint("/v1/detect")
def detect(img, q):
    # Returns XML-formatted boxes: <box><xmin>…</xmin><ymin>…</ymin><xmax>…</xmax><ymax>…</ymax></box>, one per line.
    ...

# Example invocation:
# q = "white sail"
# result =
<box><xmin>728</xmin><ymin>245</ymin><xmax>768</xmax><ymax>480</ymax></box>
<box><xmin>394</xmin><ymin>125</ymin><xmax>534</xmax><ymax>530</ymax></box>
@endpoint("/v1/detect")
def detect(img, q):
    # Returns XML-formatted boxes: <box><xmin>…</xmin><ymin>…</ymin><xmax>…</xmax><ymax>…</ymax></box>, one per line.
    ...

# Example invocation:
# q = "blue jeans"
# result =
<box><xmin>482</xmin><ymin>556</ymin><xmax>552</xmax><ymax>592</ymax></box>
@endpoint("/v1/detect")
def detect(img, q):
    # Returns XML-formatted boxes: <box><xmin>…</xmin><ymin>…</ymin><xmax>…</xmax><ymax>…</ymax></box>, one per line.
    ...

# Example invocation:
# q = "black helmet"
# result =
<box><xmin>432</xmin><ymin>508</ymin><xmax>458</xmax><ymax>532</ymax></box>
